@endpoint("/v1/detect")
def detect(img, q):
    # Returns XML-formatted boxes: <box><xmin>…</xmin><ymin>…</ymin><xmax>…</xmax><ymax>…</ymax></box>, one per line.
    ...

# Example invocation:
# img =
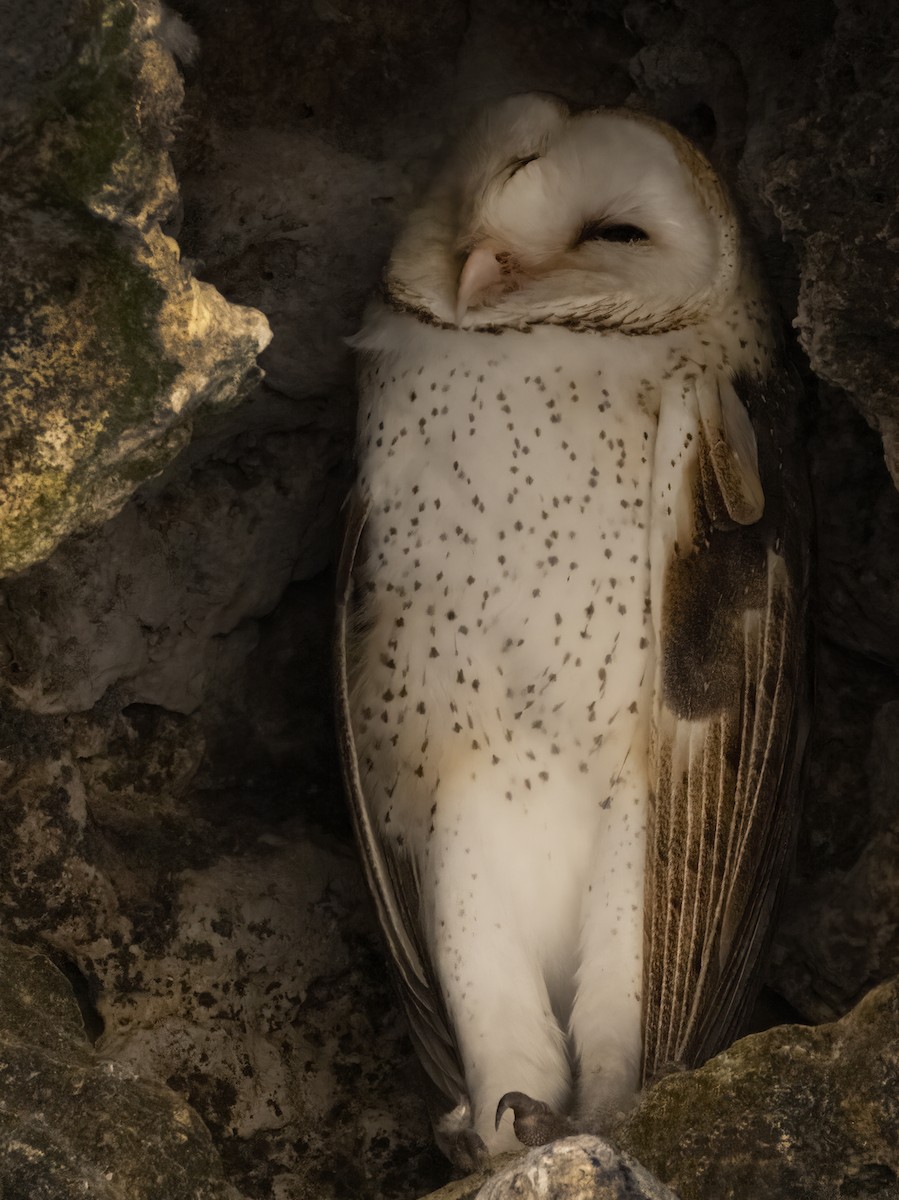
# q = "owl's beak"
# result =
<box><xmin>455</xmin><ymin>242</ymin><xmax>519</xmax><ymax>324</ymax></box>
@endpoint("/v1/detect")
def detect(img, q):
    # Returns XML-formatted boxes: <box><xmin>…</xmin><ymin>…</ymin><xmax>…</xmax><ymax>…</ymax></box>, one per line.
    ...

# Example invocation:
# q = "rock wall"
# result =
<box><xmin>1</xmin><ymin>0</ymin><xmax>897</xmax><ymax>1198</ymax></box>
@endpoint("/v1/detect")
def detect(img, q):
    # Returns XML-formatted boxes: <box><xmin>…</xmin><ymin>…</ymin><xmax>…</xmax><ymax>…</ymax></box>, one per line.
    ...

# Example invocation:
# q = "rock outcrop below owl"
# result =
<box><xmin>335</xmin><ymin>94</ymin><xmax>807</xmax><ymax>1168</ymax></box>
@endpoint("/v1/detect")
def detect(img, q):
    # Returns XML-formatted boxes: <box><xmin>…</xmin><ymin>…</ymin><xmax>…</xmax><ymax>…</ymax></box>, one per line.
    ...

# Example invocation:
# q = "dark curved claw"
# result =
<box><xmin>495</xmin><ymin>1090</ymin><xmax>551</xmax><ymax>1131</ymax></box>
<box><xmin>495</xmin><ymin>1090</ymin><xmax>574</xmax><ymax>1146</ymax></box>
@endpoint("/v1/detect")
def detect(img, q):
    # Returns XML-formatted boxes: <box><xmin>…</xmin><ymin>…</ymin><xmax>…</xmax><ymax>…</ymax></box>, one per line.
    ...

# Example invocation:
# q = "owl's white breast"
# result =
<box><xmin>350</xmin><ymin>310</ymin><xmax>713</xmax><ymax>858</ymax></box>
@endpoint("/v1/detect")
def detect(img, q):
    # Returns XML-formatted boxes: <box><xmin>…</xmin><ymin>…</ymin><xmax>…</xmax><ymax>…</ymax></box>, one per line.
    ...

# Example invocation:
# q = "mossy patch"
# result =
<box><xmin>41</xmin><ymin>1</ymin><xmax>138</xmax><ymax>204</ymax></box>
<box><xmin>618</xmin><ymin>983</ymin><xmax>899</xmax><ymax>1199</ymax></box>
<box><xmin>0</xmin><ymin>0</ymin><xmax>269</xmax><ymax>578</ymax></box>
<box><xmin>6</xmin><ymin>0</ymin><xmax>153</xmax><ymax>213</ymax></box>
<box><xmin>0</xmin><ymin>205</ymin><xmax>182</xmax><ymax>573</ymax></box>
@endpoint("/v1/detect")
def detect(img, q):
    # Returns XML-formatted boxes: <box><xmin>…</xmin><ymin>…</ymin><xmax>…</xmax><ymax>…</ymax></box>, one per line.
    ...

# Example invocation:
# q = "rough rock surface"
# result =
<box><xmin>0</xmin><ymin>0</ymin><xmax>270</xmax><ymax>577</ymax></box>
<box><xmin>767</xmin><ymin>390</ymin><xmax>899</xmax><ymax>1022</ymax></box>
<box><xmin>475</xmin><ymin>1137</ymin><xmax>680</xmax><ymax>1200</ymax></box>
<box><xmin>617</xmin><ymin>978</ymin><xmax>899</xmax><ymax>1200</ymax></box>
<box><xmin>0</xmin><ymin>424</ymin><xmax>342</xmax><ymax>717</ymax></box>
<box><xmin>2</xmin><ymin>0</ymin><xmax>899</xmax><ymax>1198</ymax></box>
<box><xmin>764</xmin><ymin>4</ymin><xmax>899</xmax><ymax>487</ymax></box>
<box><xmin>0</xmin><ymin>640</ymin><xmax>442</xmax><ymax>1199</ymax></box>
<box><xmin>0</xmin><ymin>937</ymin><xmax>238</xmax><ymax>1200</ymax></box>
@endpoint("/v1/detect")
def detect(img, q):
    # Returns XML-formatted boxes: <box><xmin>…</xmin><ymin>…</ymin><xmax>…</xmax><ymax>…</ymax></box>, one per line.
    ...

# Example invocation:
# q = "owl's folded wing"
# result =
<box><xmin>642</xmin><ymin>367</ymin><xmax>808</xmax><ymax>1078</ymax></box>
<box><xmin>334</xmin><ymin>490</ymin><xmax>467</xmax><ymax>1108</ymax></box>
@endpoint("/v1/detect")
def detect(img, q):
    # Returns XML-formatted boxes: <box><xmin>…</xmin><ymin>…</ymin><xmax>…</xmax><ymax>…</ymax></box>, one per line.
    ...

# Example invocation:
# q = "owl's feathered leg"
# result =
<box><xmin>424</xmin><ymin>859</ymin><xmax>571</xmax><ymax>1154</ymax></box>
<box><xmin>567</xmin><ymin>754</ymin><xmax>647</xmax><ymax>1131</ymax></box>
<box><xmin>421</xmin><ymin>767</ymin><xmax>583</xmax><ymax>1155</ymax></box>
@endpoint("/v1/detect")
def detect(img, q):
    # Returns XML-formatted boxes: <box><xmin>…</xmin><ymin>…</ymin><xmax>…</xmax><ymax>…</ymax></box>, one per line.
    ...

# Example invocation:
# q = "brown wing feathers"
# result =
<box><xmin>643</xmin><ymin>368</ymin><xmax>806</xmax><ymax>1081</ymax></box>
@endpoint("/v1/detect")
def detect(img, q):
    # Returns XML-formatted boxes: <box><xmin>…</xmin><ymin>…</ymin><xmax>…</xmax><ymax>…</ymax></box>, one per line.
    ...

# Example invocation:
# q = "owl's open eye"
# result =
<box><xmin>575</xmin><ymin>221</ymin><xmax>649</xmax><ymax>246</ymax></box>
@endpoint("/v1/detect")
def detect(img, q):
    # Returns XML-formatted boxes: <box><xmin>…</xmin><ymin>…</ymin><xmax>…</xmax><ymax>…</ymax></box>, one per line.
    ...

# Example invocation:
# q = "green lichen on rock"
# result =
<box><xmin>5</xmin><ymin>0</ymin><xmax>178</xmax><ymax>219</ymax></box>
<box><xmin>0</xmin><ymin>938</ymin><xmax>238</xmax><ymax>1199</ymax></box>
<box><xmin>0</xmin><ymin>207</ymin><xmax>180</xmax><ymax>571</ymax></box>
<box><xmin>0</xmin><ymin>0</ymin><xmax>270</xmax><ymax>580</ymax></box>
<box><xmin>32</xmin><ymin>0</ymin><xmax>143</xmax><ymax>208</ymax></box>
<box><xmin>617</xmin><ymin>980</ymin><xmax>899</xmax><ymax>1200</ymax></box>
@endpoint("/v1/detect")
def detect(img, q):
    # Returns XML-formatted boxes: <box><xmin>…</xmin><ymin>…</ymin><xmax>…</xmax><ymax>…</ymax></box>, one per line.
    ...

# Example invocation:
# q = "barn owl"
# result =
<box><xmin>335</xmin><ymin>94</ymin><xmax>807</xmax><ymax>1169</ymax></box>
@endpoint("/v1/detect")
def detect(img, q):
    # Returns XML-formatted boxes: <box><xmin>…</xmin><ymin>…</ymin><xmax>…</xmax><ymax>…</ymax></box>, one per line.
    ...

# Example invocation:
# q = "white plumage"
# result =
<box><xmin>336</xmin><ymin>94</ymin><xmax>806</xmax><ymax>1167</ymax></box>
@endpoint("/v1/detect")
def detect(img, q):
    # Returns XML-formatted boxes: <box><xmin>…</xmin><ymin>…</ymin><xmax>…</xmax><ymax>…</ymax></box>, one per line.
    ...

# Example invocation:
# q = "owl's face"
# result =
<box><xmin>386</xmin><ymin>94</ymin><xmax>741</xmax><ymax>333</ymax></box>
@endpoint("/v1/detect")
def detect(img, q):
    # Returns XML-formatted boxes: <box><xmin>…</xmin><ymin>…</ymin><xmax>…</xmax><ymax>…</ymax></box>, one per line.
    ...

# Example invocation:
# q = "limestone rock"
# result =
<box><xmin>0</xmin><ymin>0</ymin><xmax>270</xmax><ymax>578</ymax></box>
<box><xmin>771</xmin><ymin>673</ymin><xmax>899</xmax><ymax>1022</ymax></box>
<box><xmin>475</xmin><ymin>1137</ymin><xmax>680</xmax><ymax>1200</ymax></box>
<box><xmin>768</xmin><ymin>392</ymin><xmax>899</xmax><ymax>1020</ymax></box>
<box><xmin>617</xmin><ymin>979</ymin><xmax>899</xmax><ymax>1200</ymax></box>
<box><xmin>2</xmin><ymin>1</ymin><xmax>899</xmax><ymax>1198</ymax></box>
<box><xmin>0</xmin><ymin>937</ymin><xmax>238</xmax><ymax>1200</ymax></box>
<box><xmin>414</xmin><ymin>1138</ymin><xmax>678</xmax><ymax>1200</ymax></box>
<box><xmin>0</xmin><ymin>423</ymin><xmax>344</xmax><ymax>716</ymax></box>
<box><xmin>763</xmin><ymin>0</ymin><xmax>899</xmax><ymax>487</ymax></box>
<box><xmin>0</xmin><ymin>694</ymin><xmax>442</xmax><ymax>1200</ymax></box>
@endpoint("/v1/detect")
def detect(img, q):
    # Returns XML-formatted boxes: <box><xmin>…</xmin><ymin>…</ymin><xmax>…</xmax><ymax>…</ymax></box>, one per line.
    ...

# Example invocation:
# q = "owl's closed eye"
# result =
<box><xmin>387</xmin><ymin>94</ymin><xmax>736</xmax><ymax>333</ymax></box>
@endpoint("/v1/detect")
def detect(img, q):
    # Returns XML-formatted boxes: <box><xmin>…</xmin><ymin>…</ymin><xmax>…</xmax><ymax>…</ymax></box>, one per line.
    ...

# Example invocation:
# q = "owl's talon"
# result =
<box><xmin>495</xmin><ymin>1090</ymin><xmax>574</xmax><ymax>1146</ymax></box>
<box><xmin>495</xmin><ymin>1089</ymin><xmax>548</xmax><ymax>1131</ymax></box>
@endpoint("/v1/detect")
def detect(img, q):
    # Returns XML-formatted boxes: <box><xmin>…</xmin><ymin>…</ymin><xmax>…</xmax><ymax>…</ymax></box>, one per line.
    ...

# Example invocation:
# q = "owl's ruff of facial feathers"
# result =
<box><xmin>385</xmin><ymin>95</ymin><xmax>746</xmax><ymax>335</ymax></box>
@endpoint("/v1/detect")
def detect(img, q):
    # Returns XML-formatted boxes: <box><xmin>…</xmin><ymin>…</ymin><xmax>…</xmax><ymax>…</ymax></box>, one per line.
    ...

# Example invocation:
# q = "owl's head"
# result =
<box><xmin>386</xmin><ymin>94</ymin><xmax>745</xmax><ymax>333</ymax></box>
